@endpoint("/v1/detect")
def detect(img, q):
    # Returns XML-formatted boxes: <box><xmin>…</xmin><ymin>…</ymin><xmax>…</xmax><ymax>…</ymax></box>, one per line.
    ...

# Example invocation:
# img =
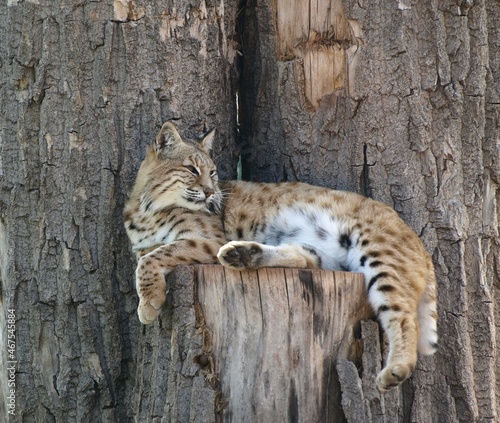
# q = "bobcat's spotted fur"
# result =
<box><xmin>124</xmin><ymin>122</ymin><xmax>438</xmax><ymax>391</ymax></box>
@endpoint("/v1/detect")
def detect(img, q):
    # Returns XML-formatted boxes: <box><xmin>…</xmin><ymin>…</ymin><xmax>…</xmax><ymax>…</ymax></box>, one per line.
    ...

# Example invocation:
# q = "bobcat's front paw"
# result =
<box><xmin>137</xmin><ymin>294</ymin><xmax>166</xmax><ymax>324</ymax></box>
<box><xmin>217</xmin><ymin>241</ymin><xmax>264</xmax><ymax>270</ymax></box>
<box><xmin>376</xmin><ymin>362</ymin><xmax>413</xmax><ymax>391</ymax></box>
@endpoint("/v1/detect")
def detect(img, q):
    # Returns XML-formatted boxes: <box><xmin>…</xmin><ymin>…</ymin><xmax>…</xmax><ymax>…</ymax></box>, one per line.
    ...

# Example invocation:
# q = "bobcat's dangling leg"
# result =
<box><xmin>375</xmin><ymin>308</ymin><xmax>419</xmax><ymax>390</ymax></box>
<box><xmin>136</xmin><ymin>239</ymin><xmax>222</xmax><ymax>324</ymax></box>
<box><xmin>366</xmin><ymin>270</ymin><xmax>422</xmax><ymax>390</ymax></box>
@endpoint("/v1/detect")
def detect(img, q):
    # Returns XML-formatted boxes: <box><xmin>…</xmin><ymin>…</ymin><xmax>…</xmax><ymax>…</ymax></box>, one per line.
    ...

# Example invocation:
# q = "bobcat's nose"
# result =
<box><xmin>204</xmin><ymin>187</ymin><xmax>215</xmax><ymax>198</ymax></box>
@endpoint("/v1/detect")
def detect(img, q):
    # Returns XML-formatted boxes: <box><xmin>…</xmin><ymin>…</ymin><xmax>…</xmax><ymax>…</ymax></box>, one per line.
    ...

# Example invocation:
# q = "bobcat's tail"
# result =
<box><xmin>417</xmin><ymin>264</ymin><xmax>438</xmax><ymax>355</ymax></box>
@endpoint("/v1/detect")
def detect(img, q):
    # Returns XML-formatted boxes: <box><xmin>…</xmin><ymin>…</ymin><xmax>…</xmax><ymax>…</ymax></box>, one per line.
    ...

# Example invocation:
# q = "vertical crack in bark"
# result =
<box><xmin>256</xmin><ymin>270</ymin><xmax>264</xmax><ymax>321</ymax></box>
<box><xmin>235</xmin><ymin>0</ymin><xmax>253</xmax><ymax>181</ymax></box>
<box><xmin>360</xmin><ymin>144</ymin><xmax>372</xmax><ymax>198</ymax></box>
<box><xmin>89</xmin><ymin>303</ymin><xmax>117</xmax><ymax>409</ymax></box>
<box><xmin>109</xmin><ymin>250</ymin><xmax>133</xmax><ymax>421</ymax></box>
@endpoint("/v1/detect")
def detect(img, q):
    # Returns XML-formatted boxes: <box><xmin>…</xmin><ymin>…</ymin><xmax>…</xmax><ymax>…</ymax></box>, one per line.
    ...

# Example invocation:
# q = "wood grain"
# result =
<box><xmin>197</xmin><ymin>265</ymin><xmax>368</xmax><ymax>423</ymax></box>
<box><xmin>275</xmin><ymin>0</ymin><xmax>361</xmax><ymax>109</ymax></box>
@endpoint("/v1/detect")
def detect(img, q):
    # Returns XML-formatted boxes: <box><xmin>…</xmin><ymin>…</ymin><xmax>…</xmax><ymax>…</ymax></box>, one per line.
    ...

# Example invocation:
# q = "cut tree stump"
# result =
<box><xmin>131</xmin><ymin>265</ymin><xmax>384</xmax><ymax>422</ymax></box>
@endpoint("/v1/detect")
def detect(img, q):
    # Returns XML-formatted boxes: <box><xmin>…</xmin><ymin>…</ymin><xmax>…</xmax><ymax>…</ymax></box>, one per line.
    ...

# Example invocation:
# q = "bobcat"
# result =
<box><xmin>124</xmin><ymin>122</ymin><xmax>438</xmax><ymax>391</ymax></box>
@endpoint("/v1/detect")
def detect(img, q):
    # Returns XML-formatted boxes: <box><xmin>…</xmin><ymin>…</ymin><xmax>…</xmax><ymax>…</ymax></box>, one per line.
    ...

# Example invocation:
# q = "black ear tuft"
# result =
<box><xmin>200</xmin><ymin>128</ymin><xmax>216</xmax><ymax>153</ymax></box>
<box><xmin>155</xmin><ymin>122</ymin><xmax>184</xmax><ymax>153</ymax></box>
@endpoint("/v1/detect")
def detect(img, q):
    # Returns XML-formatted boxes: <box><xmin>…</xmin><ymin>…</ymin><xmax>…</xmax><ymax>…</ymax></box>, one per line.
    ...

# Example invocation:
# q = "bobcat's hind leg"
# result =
<box><xmin>367</xmin><ymin>273</ymin><xmax>421</xmax><ymax>390</ymax></box>
<box><xmin>217</xmin><ymin>241</ymin><xmax>321</xmax><ymax>270</ymax></box>
<box><xmin>375</xmin><ymin>310</ymin><xmax>419</xmax><ymax>390</ymax></box>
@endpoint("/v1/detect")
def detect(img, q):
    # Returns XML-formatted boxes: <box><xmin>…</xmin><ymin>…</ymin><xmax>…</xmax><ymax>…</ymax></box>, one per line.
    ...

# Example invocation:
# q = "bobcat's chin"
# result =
<box><xmin>207</xmin><ymin>195</ymin><xmax>222</xmax><ymax>214</ymax></box>
<box><xmin>179</xmin><ymin>196</ymin><xmax>220</xmax><ymax>215</ymax></box>
<box><xmin>203</xmin><ymin>190</ymin><xmax>222</xmax><ymax>214</ymax></box>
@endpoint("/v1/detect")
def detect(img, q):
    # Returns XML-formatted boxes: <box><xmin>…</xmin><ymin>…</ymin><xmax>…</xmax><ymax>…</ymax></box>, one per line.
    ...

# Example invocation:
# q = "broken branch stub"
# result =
<box><xmin>276</xmin><ymin>0</ymin><xmax>364</xmax><ymax>109</ymax></box>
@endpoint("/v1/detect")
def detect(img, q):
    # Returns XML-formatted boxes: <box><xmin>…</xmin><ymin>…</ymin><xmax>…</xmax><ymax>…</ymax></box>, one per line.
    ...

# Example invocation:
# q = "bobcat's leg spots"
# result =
<box><xmin>135</xmin><ymin>240</ymin><xmax>222</xmax><ymax>324</ymax></box>
<box><xmin>374</xmin><ymin>307</ymin><xmax>419</xmax><ymax>391</ymax></box>
<box><xmin>365</xmin><ymin>270</ymin><xmax>421</xmax><ymax>391</ymax></box>
<box><xmin>135</xmin><ymin>256</ymin><xmax>168</xmax><ymax>324</ymax></box>
<box><xmin>218</xmin><ymin>241</ymin><xmax>263</xmax><ymax>270</ymax></box>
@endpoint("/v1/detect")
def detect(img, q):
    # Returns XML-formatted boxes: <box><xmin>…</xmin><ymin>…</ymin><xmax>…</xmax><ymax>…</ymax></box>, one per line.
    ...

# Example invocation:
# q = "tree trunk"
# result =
<box><xmin>1</xmin><ymin>0</ymin><xmax>499</xmax><ymax>422</ymax></box>
<box><xmin>240</xmin><ymin>0</ymin><xmax>500</xmax><ymax>422</ymax></box>
<box><xmin>132</xmin><ymin>265</ymin><xmax>369</xmax><ymax>423</ymax></box>
<box><xmin>0</xmin><ymin>1</ymin><xmax>238</xmax><ymax>422</ymax></box>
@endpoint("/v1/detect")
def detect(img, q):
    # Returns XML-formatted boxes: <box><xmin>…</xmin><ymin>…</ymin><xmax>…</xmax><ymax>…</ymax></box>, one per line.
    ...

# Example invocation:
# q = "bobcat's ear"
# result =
<box><xmin>155</xmin><ymin>122</ymin><xmax>184</xmax><ymax>153</ymax></box>
<box><xmin>200</xmin><ymin>128</ymin><xmax>216</xmax><ymax>153</ymax></box>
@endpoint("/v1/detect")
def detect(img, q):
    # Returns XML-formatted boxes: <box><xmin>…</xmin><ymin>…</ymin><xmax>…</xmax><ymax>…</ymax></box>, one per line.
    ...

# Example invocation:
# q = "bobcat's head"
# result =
<box><xmin>133</xmin><ymin>122</ymin><xmax>222</xmax><ymax>215</ymax></box>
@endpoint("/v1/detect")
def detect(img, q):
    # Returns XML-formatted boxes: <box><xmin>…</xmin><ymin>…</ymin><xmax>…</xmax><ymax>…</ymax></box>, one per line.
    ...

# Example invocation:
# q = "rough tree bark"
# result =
<box><xmin>0</xmin><ymin>1</ymin><xmax>238</xmax><ymax>421</ymax></box>
<box><xmin>1</xmin><ymin>0</ymin><xmax>499</xmax><ymax>422</ymax></box>
<box><xmin>239</xmin><ymin>0</ymin><xmax>500</xmax><ymax>422</ymax></box>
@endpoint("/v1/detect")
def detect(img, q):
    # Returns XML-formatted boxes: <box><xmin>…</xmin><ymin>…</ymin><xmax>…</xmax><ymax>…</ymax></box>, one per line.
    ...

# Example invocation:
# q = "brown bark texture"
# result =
<box><xmin>239</xmin><ymin>0</ymin><xmax>500</xmax><ymax>422</ymax></box>
<box><xmin>1</xmin><ymin>0</ymin><xmax>499</xmax><ymax>422</ymax></box>
<box><xmin>0</xmin><ymin>1</ymin><xmax>238</xmax><ymax>422</ymax></box>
